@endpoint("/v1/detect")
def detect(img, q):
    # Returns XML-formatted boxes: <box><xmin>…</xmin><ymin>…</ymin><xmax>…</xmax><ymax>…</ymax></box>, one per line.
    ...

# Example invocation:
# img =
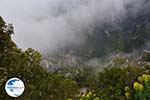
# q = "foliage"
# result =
<box><xmin>78</xmin><ymin>91</ymin><xmax>100</xmax><ymax>100</ymax></box>
<box><xmin>95</xmin><ymin>67</ymin><xmax>126</xmax><ymax>100</ymax></box>
<box><xmin>68</xmin><ymin>91</ymin><xmax>100</xmax><ymax>100</ymax></box>
<box><xmin>0</xmin><ymin>16</ymin><xmax>79</xmax><ymax>100</ymax></box>
<box><xmin>87</xmin><ymin>65</ymin><xmax>143</xmax><ymax>100</ymax></box>
<box><xmin>124</xmin><ymin>74</ymin><xmax>150</xmax><ymax>100</ymax></box>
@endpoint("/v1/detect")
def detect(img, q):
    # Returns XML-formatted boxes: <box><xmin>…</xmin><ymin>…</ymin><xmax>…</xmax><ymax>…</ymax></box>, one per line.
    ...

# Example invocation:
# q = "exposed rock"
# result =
<box><xmin>41</xmin><ymin>54</ymin><xmax>80</xmax><ymax>72</ymax></box>
<box><xmin>58</xmin><ymin>54</ymin><xmax>78</xmax><ymax>68</ymax></box>
<box><xmin>142</xmin><ymin>50</ymin><xmax>150</xmax><ymax>62</ymax></box>
<box><xmin>41</xmin><ymin>59</ymin><xmax>61</xmax><ymax>72</ymax></box>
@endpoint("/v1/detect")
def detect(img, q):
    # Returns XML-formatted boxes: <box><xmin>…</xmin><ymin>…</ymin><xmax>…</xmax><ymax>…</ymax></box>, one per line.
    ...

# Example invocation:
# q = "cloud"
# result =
<box><xmin>0</xmin><ymin>0</ymin><xmax>148</xmax><ymax>54</ymax></box>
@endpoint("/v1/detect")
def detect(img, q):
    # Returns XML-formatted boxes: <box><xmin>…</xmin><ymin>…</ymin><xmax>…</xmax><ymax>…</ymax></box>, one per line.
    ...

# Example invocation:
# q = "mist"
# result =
<box><xmin>0</xmin><ymin>0</ymin><xmax>149</xmax><ymax>54</ymax></box>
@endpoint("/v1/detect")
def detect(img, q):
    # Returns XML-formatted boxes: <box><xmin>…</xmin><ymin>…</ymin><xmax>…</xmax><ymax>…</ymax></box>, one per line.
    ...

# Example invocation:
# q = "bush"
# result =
<box><xmin>124</xmin><ymin>74</ymin><xmax>150</xmax><ymax>100</ymax></box>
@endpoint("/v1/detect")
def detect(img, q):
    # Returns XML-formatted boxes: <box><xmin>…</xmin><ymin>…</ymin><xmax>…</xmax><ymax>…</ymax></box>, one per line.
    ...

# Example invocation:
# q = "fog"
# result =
<box><xmin>0</xmin><ymin>0</ymin><xmax>148</xmax><ymax>54</ymax></box>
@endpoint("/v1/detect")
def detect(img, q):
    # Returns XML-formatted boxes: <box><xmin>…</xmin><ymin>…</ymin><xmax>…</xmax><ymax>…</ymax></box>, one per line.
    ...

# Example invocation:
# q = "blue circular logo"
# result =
<box><xmin>5</xmin><ymin>78</ymin><xmax>25</xmax><ymax>97</ymax></box>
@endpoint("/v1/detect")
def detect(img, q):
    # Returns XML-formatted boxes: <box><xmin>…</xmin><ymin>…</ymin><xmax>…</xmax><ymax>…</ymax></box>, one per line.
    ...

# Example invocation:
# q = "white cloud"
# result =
<box><xmin>0</xmin><ymin>0</ymin><xmax>148</xmax><ymax>53</ymax></box>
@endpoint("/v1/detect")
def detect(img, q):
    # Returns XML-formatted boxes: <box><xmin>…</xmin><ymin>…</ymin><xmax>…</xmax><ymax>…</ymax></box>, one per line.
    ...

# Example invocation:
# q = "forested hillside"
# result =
<box><xmin>55</xmin><ymin>8</ymin><xmax>150</xmax><ymax>58</ymax></box>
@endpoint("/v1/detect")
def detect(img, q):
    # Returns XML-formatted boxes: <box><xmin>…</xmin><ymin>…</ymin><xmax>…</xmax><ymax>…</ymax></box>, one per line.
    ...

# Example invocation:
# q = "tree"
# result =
<box><xmin>0</xmin><ymin>16</ymin><xmax>79</xmax><ymax>99</ymax></box>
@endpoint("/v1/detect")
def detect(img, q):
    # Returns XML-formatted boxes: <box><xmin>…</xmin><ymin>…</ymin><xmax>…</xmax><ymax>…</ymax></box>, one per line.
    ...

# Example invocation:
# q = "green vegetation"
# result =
<box><xmin>0</xmin><ymin>15</ymin><xmax>150</xmax><ymax>100</ymax></box>
<box><xmin>124</xmin><ymin>74</ymin><xmax>150</xmax><ymax>100</ymax></box>
<box><xmin>77</xmin><ymin>91</ymin><xmax>100</xmax><ymax>100</ymax></box>
<box><xmin>0</xmin><ymin>17</ymin><xmax>78</xmax><ymax>100</ymax></box>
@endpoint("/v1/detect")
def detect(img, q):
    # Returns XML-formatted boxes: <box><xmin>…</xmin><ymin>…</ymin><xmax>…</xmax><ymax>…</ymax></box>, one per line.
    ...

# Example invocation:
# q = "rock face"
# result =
<box><xmin>142</xmin><ymin>50</ymin><xmax>150</xmax><ymax>62</ymax></box>
<box><xmin>58</xmin><ymin>54</ymin><xmax>78</xmax><ymax>68</ymax></box>
<box><xmin>136</xmin><ymin>50</ymin><xmax>150</xmax><ymax>73</ymax></box>
<box><xmin>41</xmin><ymin>50</ymin><xmax>150</xmax><ymax>72</ymax></box>
<box><xmin>41</xmin><ymin>59</ymin><xmax>61</xmax><ymax>72</ymax></box>
<box><xmin>41</xmin><ymin>54</ymin><xmax>79</xmax><ymax>72</ymax></box>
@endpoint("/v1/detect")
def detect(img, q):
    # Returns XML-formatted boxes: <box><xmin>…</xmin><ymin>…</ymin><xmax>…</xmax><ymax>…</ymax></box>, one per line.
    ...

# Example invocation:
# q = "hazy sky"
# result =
<box><xmin>0</xmin><ymin>0</ymin><xmax>148</xmax><ymax>53</ymax></box>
